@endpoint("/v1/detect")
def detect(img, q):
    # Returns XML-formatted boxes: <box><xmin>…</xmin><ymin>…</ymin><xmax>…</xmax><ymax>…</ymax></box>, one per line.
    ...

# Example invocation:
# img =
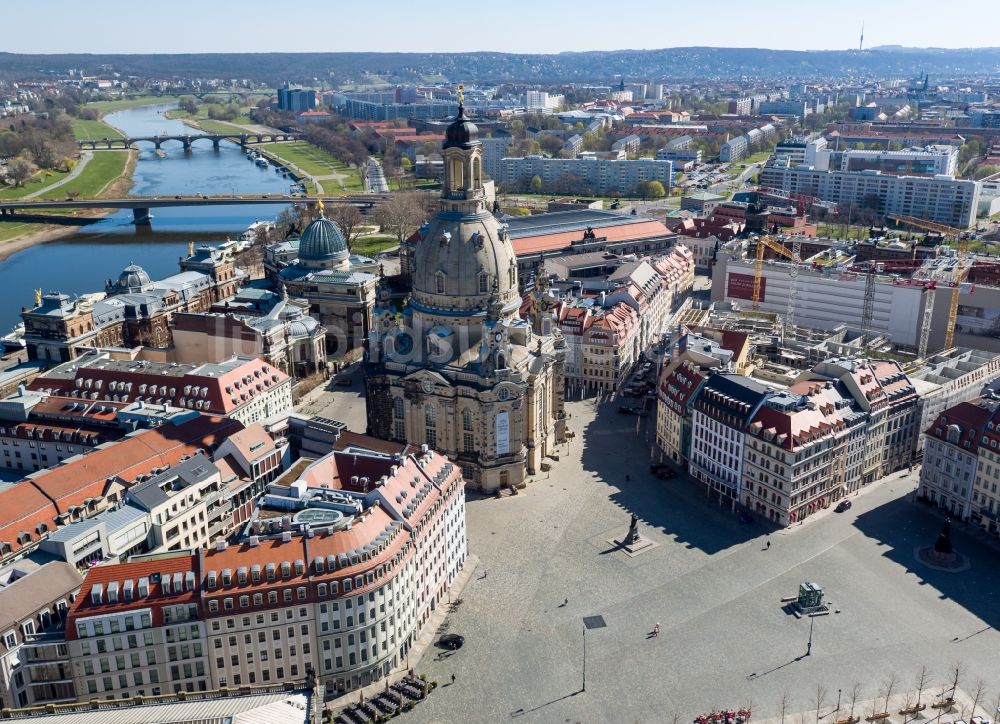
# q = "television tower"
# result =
<box><xmin>859</xmin><ymin>21</ymin><xmax>865</xmax><ymax>51</ymax></box>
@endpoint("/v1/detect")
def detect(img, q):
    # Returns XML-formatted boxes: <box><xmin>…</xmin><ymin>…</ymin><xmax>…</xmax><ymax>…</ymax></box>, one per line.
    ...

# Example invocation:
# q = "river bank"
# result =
<box><xmin>0</xmin><ymin>148</ymin><xmax>137</xmax><ymax>259</ymax></box>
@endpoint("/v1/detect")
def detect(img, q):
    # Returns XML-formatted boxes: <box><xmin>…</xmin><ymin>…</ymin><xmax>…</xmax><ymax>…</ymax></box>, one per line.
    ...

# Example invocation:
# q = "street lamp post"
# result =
<box><xmin>581</xmin><ymin>626</ymin><xmax>587</xmax><ymax>693</ymax></box>
<box><xmin>806</xmin><ymin>615</ymin><xmax>815</xmax><ymax>656</ymax></box>
<box><xmin>837</xmin><ymin>688</ymin><xmax>842</xmax><ymax>716</ymax></box>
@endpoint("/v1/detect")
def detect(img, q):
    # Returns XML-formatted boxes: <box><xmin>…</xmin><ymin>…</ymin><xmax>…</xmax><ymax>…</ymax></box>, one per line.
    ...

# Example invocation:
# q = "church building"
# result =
<box><xmin>364</xmin><ymin>99</ymin><xmax>567</xmax><ymax>491</ymax></box>
<box><xmin>278</xmin><ymin>202</ymin><xmax>379</xmax><ymax>358</ymax></box>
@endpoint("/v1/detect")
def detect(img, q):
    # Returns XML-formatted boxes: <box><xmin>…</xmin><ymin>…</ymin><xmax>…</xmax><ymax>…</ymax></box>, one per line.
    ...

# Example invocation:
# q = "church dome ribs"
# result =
<box><xmin>298</xmin><ymin>217</ymin><xmax>349</xmax><ymax>263</ymax></box>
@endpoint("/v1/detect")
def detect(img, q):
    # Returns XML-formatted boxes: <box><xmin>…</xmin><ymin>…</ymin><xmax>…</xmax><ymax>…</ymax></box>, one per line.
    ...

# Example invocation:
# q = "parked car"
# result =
<box><xmin>334</xmin><ymin>378</ymin><xmax>352</xmax><ymax>387</ymax></box>
<box><xmin>439</xmin><ymin>634</ymin><xmax>465</xmax><ymax>650</ymax></box>
<box><xmin>618</xmin><ymin>406</ymin><xmax>635</xmax><ymax>415</ymax></box>
<box><xmin>656</xmin><ymin>468</ymin><xmax>676</xmax><ymax>480</ymax></box>
<box><xmin>835</xmin><ymin>500</ymin><xmax>852</xmax><ymax>513</ymax></box>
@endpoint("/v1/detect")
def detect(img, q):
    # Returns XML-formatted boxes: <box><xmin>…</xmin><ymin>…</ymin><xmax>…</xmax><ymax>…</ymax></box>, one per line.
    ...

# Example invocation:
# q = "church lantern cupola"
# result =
<box><xmin>442</xmin><ymin>85</ymin><xmax>484</xmax><ymax>205</ymax></box>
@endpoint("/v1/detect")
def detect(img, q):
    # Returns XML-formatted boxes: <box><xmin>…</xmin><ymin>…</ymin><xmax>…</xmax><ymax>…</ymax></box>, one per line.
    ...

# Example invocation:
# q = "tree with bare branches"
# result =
<box><xmin>914</xmin><ymin>665</ymin><xmax>931</xmax><ymax>711</ymax></box>
<box><xmin>374</xmin><ymin>192</ymin><xmax>427</xmax><ymax>245</ymax></box>
<box><xmin>327</xmin><ymin>203</ymin><xmax>364</xmax><ymax>251</ymax></box>
<box><xmin>849</xmin><ymin>683</ymin><xmax>862</xmax><ymax>721</ymax></box>
<box><xmin>780</xmin><ymin>690</ymin><xmax>791</xmax><ymax>724</ymax></box>
<box><xmin>815</xmin><ymin>685</ymin><xmax>828</xmax><ymax>724</ymax></box>
<box><xmin>949</xmin><ymin>662</ymin><xmax>965</xmax><ymax>702</ymax></box>
<box><xmin>6</xmin><ymin>157</ymin><xmax>36</xmax><ymax>187</ymax></box>
<box><xmin>968</xmin><ymin>678</ymin><xmax>986</xmax><ymax>721</ymax></box>
<box><xmin>882</xmin><ymin>673</ymin><xmax>899</xmax><ymax>716</ymax></box>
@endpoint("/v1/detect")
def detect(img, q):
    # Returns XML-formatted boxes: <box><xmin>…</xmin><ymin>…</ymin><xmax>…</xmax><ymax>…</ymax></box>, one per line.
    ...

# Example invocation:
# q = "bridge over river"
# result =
<box><xmin>0</xmin><ymin>194</ymin><xmax>390</xmax><ymax>225</ymax></box>
<box><xmin>78</xmin><ymin>132</ymin><xmax>301</xmax><ymax>151</ymax></box>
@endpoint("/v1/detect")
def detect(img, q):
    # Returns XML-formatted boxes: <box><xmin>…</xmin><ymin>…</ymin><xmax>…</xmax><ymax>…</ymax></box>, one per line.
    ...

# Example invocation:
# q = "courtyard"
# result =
<box><xmin>308</xmin><ymin>383</ymin><xmax>1000</xmax><ymax>723</ymax></box>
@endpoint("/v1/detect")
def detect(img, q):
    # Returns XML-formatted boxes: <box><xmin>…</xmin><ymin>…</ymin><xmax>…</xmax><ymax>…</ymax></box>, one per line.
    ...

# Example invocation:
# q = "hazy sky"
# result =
<box><xmin>4</xmin><ymin>0</ymin><xmax>997</xmax><ymax>54</ymax></box>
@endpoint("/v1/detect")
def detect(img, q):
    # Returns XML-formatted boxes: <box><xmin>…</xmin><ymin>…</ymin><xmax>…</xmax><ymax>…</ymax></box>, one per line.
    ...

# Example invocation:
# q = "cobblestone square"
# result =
<box><xmin>397</xmin><ymin>396</ymin><xmax>1000</xmax><ymax>724</ymax></box>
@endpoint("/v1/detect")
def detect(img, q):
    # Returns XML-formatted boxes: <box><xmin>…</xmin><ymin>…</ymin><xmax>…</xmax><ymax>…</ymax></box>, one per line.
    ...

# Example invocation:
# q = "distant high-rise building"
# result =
<box><xmin>277</xmin><ymin>85</ymin><xmax>317</xmax><ymax>112</ymax></box>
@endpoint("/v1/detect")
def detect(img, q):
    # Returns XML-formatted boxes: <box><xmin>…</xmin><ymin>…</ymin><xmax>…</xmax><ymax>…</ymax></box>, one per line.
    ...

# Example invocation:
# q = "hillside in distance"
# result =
<box><xmin>2</xmin><ymin>46</ymin><xmax>999</xmax><ymax>83</ymax></box>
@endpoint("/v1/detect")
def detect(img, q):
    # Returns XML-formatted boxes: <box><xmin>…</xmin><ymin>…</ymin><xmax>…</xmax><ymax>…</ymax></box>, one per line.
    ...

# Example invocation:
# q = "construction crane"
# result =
<box><xmin>887</xmin><ymin>213</ymin><xmax>972</xmax><ymax>349</ymax></box>
<box><xmin>758</xmin><ymin>186</ymin><xmax>840</xmax><ymax>217</ymax></box>
<box><xmin>857</xmin><ymin>259</ymin><xmax>938</xmax><ymax>358</ymax></box>
<box><xmin>752</xmin><ymin>235</ymin><xmax>802</xmax><ymax>340</ymax></box>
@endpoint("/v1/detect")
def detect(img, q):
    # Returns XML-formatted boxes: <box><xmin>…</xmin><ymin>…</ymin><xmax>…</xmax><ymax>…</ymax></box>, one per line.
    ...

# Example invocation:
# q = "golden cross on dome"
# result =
<box><xmin>457</xmin><ymin>84</ymin><xmax>465</xmax><ymax>106</ymax></box>
<box><xmin>316</xmin><ymin>196</ymin><xmax>325</xmax><ymax>218</ymax></box>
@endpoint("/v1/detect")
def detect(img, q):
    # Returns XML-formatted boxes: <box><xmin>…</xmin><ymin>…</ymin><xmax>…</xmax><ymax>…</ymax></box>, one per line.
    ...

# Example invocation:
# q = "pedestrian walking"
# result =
<box><xmin>653</xmin><ymin>623</ymin><xmax>660</xmax><ymax>637</ymax></box>
<box><xmin>625</xmin><ymin>474</ymin><xmax>631</xmax><ymax>482</ymax></box>
<box><xmin>766</xmin><ymin>539</ymin><xmax>771</xmax><ymax>550</ymax></box>
<box><xmin>451</xmin><ymin>673</ymin><xmax>456</xmax><ymax>684</ymax></box>
<box><xmin>563</xmin><ymin>598</ymin><xmax>568</xmax><ymax>606</ymax></box>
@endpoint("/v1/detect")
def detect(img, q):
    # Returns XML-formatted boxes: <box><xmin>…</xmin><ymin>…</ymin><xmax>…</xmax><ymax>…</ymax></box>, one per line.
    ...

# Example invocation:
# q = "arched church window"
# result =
<box><xmin>450</xmin><ymin>158</ymin><xmax>464</xmax><ymax>191</ymax></box>
<box><xmin>479</xmin><ymin>274</ymin><xmax>489</xmax><ymax>294</ymax></box>
<box><xmin>463</xmin><ymin>409</ymin><xmax>473</xmax><ymax>431</ymax></box>
<box><xmin>436</xmin><ymin>272</ymin><xmax>446</xmax><ymax>295</ymax></box>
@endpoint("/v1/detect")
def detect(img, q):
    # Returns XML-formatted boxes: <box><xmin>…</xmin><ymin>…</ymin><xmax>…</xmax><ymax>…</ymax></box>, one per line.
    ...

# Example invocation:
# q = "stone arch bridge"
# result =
<box><xmin>78</xmin><ymin>132</ymin><xmax>300</xmax><ymax>151</ymax></box>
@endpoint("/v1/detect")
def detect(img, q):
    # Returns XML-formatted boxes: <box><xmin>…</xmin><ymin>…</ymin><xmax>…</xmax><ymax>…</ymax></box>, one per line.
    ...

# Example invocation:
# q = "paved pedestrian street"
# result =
<box><xmin>395</xmin><ymin>396</ymin><xmax>1000</xmax><ymax>724</ymax></box>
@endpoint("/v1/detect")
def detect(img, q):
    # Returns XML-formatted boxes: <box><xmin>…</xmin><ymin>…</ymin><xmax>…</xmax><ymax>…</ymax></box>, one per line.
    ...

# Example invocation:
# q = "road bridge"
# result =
<box><xmin>77</xmin><ymin>132</ymin><xmax>300</xmax><ymax>151</ymax></box>
<box><xmin>0</xmin><ymin>194</ymin><xmax>391</xmax><ymax>225</ymax></box>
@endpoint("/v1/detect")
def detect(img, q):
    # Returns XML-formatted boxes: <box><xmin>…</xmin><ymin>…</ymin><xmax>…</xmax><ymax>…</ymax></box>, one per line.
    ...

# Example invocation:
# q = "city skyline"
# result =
<box><xmin>4</xmin><ymin>0</ymin><xmax>998</xmax><ymax>55</ymax></box>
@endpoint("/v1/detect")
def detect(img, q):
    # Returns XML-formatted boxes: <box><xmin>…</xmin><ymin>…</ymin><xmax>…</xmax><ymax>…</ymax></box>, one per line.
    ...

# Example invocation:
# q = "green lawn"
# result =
<box><xmin>351</xmin><ymin>235</ymin><xmax>398</xmax><ymax>256</ymax></box>
<box><xmin>85</xmin><ymin>96</ymin><xmax>176</xmax><ymax>113</ymax></box>
<box><xmin>0</xmin><ymin>220</ymin><xmax>44</xmax><ymax>244</ymax></box>
<box><xmin>194</xmin><ymin>118</ymin><xmax>252</xmax><ymax>135</ymax></box>
<box><xmin>72</xmin><ymin>117</ymin><xmax>123</xmax><ymax>141</ymax></box>
<box><xmin>0</xmin><ymin>168</ymin><xmax>72</xmax><ymax>200</ymax></box>
<box><xmin>266</xmin><ymin>142</ymin><xmax>363</xmax><ymax>190</ymax></box>
<box><xmin>37</xmin><ymin>151</ymin><xmax>129</xmax><ymax>199</ymax></box>
<box><xmin>165</xmin><ymin>106</ymin><xmax>255</xmax><ymax>131</ymax></box>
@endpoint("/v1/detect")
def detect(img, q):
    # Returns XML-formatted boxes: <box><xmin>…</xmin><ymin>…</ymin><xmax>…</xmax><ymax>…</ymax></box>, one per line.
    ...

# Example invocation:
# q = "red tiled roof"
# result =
<box><xmin>30</xmin><ymin>358</ymin><xmax>289</xmax><ymax>416</ymax></box>
<box><xmin>30</xmin><ymin>415</ymin><xmax>242</xmax><ymax>515</ymax></box>
<box><xmin>512</xmin><ymin>220</ymin><xmax>671</xmax><ymax>256</ymax></box>
<box><xmin>0</xmin><ymin>485</ymin><xmax>59</xmax><ymax>556</ymax></box>
<box><xmin>925</xmin><ymin>401</ymin><xmax>996</xmax><ymax>451</ymax></box>
<box><xmin>658</xmin><ymin>359</ymin><xmax>709</xmax><ymax>413</ymax></box>
<box><xmin>66</xmin><ymin>552</ymin><xmax>200</xmax><ymax>637</ymax></box>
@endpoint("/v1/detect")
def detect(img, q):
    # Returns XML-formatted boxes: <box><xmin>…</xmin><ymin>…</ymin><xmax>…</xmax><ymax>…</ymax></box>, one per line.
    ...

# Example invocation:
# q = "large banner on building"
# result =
<box><xmin>496</xmin><ymin>411</ymin><xmax>510</xmax><ymax>456</ymax></box>
<box><xmin>728</xmin><ymin>272</ymin><xmax>762</xmax><ymax>302</ymax></box>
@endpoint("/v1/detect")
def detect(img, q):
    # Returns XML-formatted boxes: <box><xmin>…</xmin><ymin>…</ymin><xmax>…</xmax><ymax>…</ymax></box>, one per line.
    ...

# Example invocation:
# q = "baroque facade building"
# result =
<box><xmin>22</xmin><ymin>245</ymin><xmax>244</xmax><ymax>364</ymax></box>
<box><xmin>364</xmin><ymin>103</ymin><xmax>567</xmax><ymax>491</ymax></box>
<box><xmin>277</xmin><ymin>205</ymin><xmax>378</xmax><ymax>359</ymax></box>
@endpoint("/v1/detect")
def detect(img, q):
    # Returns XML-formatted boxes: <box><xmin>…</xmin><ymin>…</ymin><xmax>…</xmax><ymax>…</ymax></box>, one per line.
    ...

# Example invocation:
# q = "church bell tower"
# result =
<box><xmin>441</xmin><ymin>85</ymin><xmax>487</xmax><ymax>215</ymax></box>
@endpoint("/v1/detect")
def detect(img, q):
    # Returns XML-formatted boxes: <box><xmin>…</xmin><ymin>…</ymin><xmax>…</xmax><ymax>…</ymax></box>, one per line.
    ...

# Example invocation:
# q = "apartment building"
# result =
<box><xmin>689</xmin><ymin>373</ymin><xmax>773</xmax><ymax>505</ymax></box>
<box><xmin>655</xmin><ymin>327</ymin><xmax>751</xmax><ymax>466</ymax></box>
<box><xmin>919</xmin><ymin>399</ymin><xmax>998</xmax><ymax>519</ymax></box>
<box><xmin>910</xmin><ymin>349</ymin><xmax>1000</xmax><ymax>456</ymax></box>
<box><xmin>499</xmin><ymin>155</ymin><xmax>673</xmax><ymax>196</ymax></box>
<box><xmin>555</xmin><ymin>300</ymin><xmax>639</xmax><ymax>394</ymax></box>
<box><xmin>720</xmin><ymin>135</ymin><xmax>749</xmax><ymax>163</ymax></box>
<box><xmin>126</xmin><ymin>455</ymin><xmax>230</xmax><ymax>553</ymax></box>
<box><xmin>760</xmin><ymin>162</ymin><xmax>980</xmax><ymax>228</ymax></box>
<box><xmin>61</xmin><ymin>444</ymin><xmax>466</xmax><ymax>701</ymax></box>
<box><xmin>971</xmin><ymin>403</ymin><xmax>1000</xmax><ymax>535</ymax></box>
<box><xmin>29</xmin><ymin>352</ymin><xmax>292</xmax><ymax>427</ymax></box>
<box><xmin>0</xmin><ymin>414</ymin><xmax>244</xmax><ymax>567</ymax></box>
<box><xmin>839</xmin><ymin>146</ymin><xmax>959</xmax><ymax>177</ymax></box>
<box><xmin>743</xmin><ymin>381</ymin><xmax>867</xmax><ymax>526</ymax></box>
<box><xmin>0</xmin><ymin>562</ymin><xmax>82</xmax><ymax>709</ymax></box>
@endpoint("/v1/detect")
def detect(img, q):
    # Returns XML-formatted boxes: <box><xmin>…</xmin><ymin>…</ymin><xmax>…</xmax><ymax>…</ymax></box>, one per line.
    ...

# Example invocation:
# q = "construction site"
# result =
<box><xmin>710</xmin><ymin>214</ymin><xmax>1000</xmax><ymax>357</ymax></box>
